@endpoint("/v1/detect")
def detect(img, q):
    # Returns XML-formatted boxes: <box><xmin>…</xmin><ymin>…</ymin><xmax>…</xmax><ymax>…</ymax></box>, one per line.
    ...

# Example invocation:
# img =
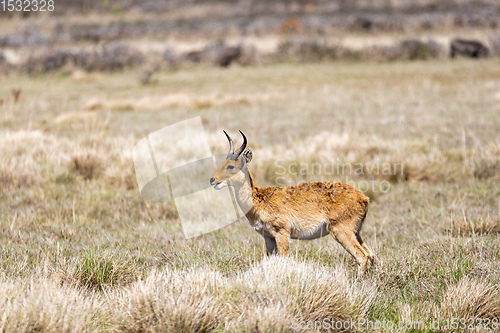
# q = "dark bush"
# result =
<box><xmin>182</xmin><ymin>40</ymin><xmax>243</xmax><ymax>67</ymax></box>
<box><xmin>489</xmin><ymin>33</ymin><xmax>500</xmax><ymax>57</ymax></box>
<box><xmin>24</xmin><ymin>48</ymin><xmax>77</xmax><ymax>74</ymax></box>
<box><xmin>74</xmin><ymin>42</ymin><xmax>144</xmax><ymax>71</ymax></box>
<box><xmin>0</xmin><ymin>32</ymin><xmax>50</xmax><ymax>48</ymax></box>
<box><xmin>276</xmin><ymin>38</ymin><xmax>352</xmax><ymax>62</ymax></box>
<box><xmin>450</xmin><ymin>38</ymin><xmax>489</xmax><ymax>59</ymax></box>
<box><xmin>68</xmin><ymin>152</ymin><xmax>103</xmax><ymax>181</ymax></box>
<box><xmin>70</xmin><ymin>24</ymin><xmax>122</xmax><ymax>43</ymax></box>
<box><xmin>396</xmin><ymin>38</ymin><xmax>445</xmax><ymax>60</ymax></box>
<box><xmin>365</xmin><ymin>38</ymin><xmax>446</xmax><ymax>61</ymax></box>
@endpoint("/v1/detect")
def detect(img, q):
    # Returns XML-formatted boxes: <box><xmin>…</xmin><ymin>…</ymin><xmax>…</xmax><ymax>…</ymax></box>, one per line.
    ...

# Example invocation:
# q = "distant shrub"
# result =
<box><xmin>450</xmin><ymin>38</ymin><xmax>490</xmax><ymax>59</ymax></box>
<box><xmin>68</xmin><ymin>152</ymin><xmax>103</xmax><ymax>180</ymax></box>
<box><xmin>20</xmin><ymin>43</ymin><xmax>143</xmax><ymax>73</ymax></box>
<box><xmin>366</xmin><ymin>38</ymin><xmax>446</xmax><ymax>61</ymax></box>
<box><xmin>182</xmin><ymin>40</ymin><xmax>243</xmax><ymax>67</ymax></box>
<box><xmin>453</xmin><ymin>7</ymin><xmax>498</xmax><ymax>29</ymax></box>
<box><xmin>397</xmin><ymin>38</ymin><xmax>445</xmax><ymax>60</ymax></box>
<box><xmin>0</xmin><ymin>32</ymin><xmax>50</xmax><ymax>48</ymax></box>
<box><xmin>69</xmin><ymin>24</ymin><xmax>121</xmax><ymax>43</ymax></box>
<box><xmin>24</xmin><ymin>48</ymin><xmax>77</xmax><ymax>74</ymax></box>
<box><xmin>74</xmin><ymin>42</ymin><xmax>144</xmax><ymax>71</ymax></box>
<box><xmin>350</xmin><ymin>14</ymin><xmax>407</xmax><ymax>32</ymax></box>
<box><xmin>276</xmin><ymin>38</ymin><xmax>352</xmax><ymax>62</ymax></box>
<box><xmin>489</xmin><ymin>32</ymin><xmax>500</xmax><ymax>56</ymax></box>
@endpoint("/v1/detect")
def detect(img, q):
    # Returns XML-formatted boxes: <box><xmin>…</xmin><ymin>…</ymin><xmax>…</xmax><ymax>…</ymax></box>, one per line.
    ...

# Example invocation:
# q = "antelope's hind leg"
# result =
<box><xmin>330</xmin><ymin>226</ymin><xmax>369</xmax><ymax>276</ymax></box>
<box><xmin>356</xmin><ymin>232</ymin><xmax>375</xmax><ymax>266</ymax></box>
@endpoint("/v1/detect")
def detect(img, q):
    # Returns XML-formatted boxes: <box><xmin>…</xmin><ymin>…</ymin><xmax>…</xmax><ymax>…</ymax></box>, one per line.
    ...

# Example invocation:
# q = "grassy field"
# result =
<box><xmin>0</xmin><ymin>58</ymin><xmax>500</xmax><ymax>332</ymax></box>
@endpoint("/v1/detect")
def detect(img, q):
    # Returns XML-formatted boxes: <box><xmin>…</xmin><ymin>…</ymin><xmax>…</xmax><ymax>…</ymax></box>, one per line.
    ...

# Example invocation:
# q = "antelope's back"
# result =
<box><xmin>256</xmin><ymin>181</ymin><xmax>369</xmax><ymax>219</ymax></box>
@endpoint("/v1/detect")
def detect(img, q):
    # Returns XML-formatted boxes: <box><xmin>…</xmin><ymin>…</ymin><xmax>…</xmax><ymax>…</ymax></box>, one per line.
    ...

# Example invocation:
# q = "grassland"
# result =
<box><xmin>0</xmin><ymin>58</ymin><xmax>499</xmax><ymax>332</ymax></box>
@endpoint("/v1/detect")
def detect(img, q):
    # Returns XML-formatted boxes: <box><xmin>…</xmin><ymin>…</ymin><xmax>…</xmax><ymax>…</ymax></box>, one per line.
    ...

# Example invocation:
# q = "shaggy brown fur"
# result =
<box><xmin>211</xmin><ymin>131</ymin><xmax>375</xmax><ymax>275</ymax></box>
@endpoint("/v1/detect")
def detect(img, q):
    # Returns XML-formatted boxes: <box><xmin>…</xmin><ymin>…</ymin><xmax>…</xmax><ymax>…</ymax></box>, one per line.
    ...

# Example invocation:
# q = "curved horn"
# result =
<box><xmin>223</xmin><ymin>130</ymin><xmax>234</xmax><ymax>157</ymax></box>
<box><xmin>233</xmin><ymin>130</ymin><xmax>247</xmax><ymax>158</ymax></box>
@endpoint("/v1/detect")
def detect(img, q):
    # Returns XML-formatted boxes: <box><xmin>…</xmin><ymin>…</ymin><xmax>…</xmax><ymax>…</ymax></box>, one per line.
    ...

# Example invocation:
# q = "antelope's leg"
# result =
<box><xmin>356</xmin><ymin>232</ymin><xmax>375</xmax><ymax>265</ymax></box>
<box><xmin>275</xmin><ymin>233</ymin><xmax>290</xmax><ymax>257</ymax></box>
<box><xmin>264</xmin><ymin>236</ymin><xmax>278</xmax><ymax>256</ymax></box>
<box><xmin>330</xmin><ymin>228</ymin><xmax>369</xmax><ymax>275</ymax></box>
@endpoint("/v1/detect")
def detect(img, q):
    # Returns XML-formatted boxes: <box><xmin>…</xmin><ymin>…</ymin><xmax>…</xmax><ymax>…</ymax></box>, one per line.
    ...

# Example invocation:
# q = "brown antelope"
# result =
<box><xmin>210</xmin><ymin>131</ymin><xmax>375</xmax><ymax>275</ymax></box>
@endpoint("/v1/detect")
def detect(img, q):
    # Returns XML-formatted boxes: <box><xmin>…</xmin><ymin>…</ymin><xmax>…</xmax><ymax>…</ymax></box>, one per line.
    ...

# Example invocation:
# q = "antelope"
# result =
<box><xmin>210</xmin><ymin>131</ymin><xmax>375</xmax><ymax>275</ymax></box>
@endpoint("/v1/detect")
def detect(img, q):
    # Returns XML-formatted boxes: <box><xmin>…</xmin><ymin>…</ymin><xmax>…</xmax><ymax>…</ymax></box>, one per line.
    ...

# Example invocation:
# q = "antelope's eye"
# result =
<box><xmin>227</xmin><ymin>165</ymin><xmax>234</xmax><ymax>170</ymax></box>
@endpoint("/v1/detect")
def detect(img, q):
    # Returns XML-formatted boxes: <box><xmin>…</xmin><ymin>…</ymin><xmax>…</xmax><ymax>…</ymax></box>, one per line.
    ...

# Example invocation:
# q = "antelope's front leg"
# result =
<box><xmin>275</xmin><ymin>232</ymin><xmax>290</xmax><ymax>256</ymax></box>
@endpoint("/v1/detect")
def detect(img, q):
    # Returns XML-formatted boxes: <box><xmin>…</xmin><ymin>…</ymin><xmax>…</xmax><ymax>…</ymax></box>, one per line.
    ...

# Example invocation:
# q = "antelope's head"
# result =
<box><xmin>210</xmin><ymin>130</ymin><xmax>253</xmax><ymax>190</ymax></box>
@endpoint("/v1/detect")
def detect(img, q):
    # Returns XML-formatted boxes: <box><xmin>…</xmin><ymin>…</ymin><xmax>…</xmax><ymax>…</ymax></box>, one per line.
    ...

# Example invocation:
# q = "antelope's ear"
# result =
<box><xmin>242</xmin><ymin>148</ymin><xmax>253</xmax><ymax>164</ymax></box>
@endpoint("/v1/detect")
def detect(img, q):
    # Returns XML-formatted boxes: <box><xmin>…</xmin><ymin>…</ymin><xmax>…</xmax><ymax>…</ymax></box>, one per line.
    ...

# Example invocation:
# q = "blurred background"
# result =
<box><xmin>0</xmin><ymin>0</ymin><xmax>499</xmax><ymax>74</ymax></box>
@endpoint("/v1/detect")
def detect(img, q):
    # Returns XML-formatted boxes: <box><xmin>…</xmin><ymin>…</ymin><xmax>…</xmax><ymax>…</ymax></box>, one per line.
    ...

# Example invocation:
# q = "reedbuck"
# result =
<box><xmin>210</xmin><ymin>131</ymin><xmax>375</xmax><ymax>275</ymax></box>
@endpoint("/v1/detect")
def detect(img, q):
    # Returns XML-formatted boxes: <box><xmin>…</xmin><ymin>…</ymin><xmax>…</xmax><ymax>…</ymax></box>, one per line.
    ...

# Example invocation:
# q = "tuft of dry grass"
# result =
<box><xmin>106</xmin><ymin>257</ymin><xmax>375</xmax><ymax>332</ymax></box>
<box><xmin>222</xmin><ymin>257</ymin><xmax>376</xmax><ymax>331</ymax></box>
<box><xmin>108</xmin><ymin>269</ymin><xmax>224</xmax><ymax>332</ymax></box>
<box><xmin>58</xmin><ymin>249</ymin><xmax>140</xmax><ymax>292</ymax></box>
<box><xmin>0</xmin><ymin>277</ymin><xmax>101</xmax><ymax>333</ymax></box>
<box><xmin>445</xmin><ymin>216</ymin><xmax>500</xmax><ymax>236</ymax></box>
<box><xmin>0</xmin><ymin>167</ymin><xmax>41</xmax><ymax>195</ymax></box>
<box><xmin>68</xmin><ymin>152</ymin><xmax>103</xmax><ymax>181</ymax></box>
<box><xmin>441</xmin><ymin>277</ymin><xmax>500</xmax><ymax>320</ymax></box>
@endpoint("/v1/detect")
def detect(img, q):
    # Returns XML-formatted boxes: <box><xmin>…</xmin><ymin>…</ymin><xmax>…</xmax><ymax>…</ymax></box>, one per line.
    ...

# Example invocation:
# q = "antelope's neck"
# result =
<box><xmin>233</xmin><ymin>167</ymin><xmax>258</xmax><ymax>215</ymax></box>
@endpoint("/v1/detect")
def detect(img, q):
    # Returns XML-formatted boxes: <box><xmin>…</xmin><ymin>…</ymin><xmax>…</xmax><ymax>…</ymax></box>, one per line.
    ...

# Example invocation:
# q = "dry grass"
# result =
<box><xmin>0</xmin><ymin>258</ymin><xmax>375</xmax><ymax>332</ymax></box>
<box><xmin>68</xmin><ymin>152</ymin><xmax>104</xmax><ymax>181</ymax></box>
<box><xmin>58</xmin><ymin>249</ymin><xmax>140</xmax><ymax>291</ymax></box>
<box><xmin>84</xmin><ymin>92</ymin><xmax>283</xmax><ymax>112</ymax></box>
<box><xmin>0</xmin><ymin>277</ymin><xmax>101</xmax><ymax>332</ymax></box>
<box><xmin>0</xmin><ymin>58</ymin><xmax>499</xmax><ymax>331</ymax></box>
<box><xmin>445</xmin><ymin>216</ymin><xmax>500</xmax><ymax>236</ymax></box>
<box><xmin>441</xmin><ymin>277</ymin><xmax>500</xmax><ymax>320</ymax></box>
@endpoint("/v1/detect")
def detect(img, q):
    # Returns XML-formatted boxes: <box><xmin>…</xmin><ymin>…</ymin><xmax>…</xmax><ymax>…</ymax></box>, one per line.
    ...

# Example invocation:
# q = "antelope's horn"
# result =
<box><xmin>223</xmin><ymin>130</ymin><xmax>234</xmax><ymax>157</ymax></box>
<box><xmin>234</xmin><ymin>130</ymin><xmax>247</xmax><ymax>158</ymax></box>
